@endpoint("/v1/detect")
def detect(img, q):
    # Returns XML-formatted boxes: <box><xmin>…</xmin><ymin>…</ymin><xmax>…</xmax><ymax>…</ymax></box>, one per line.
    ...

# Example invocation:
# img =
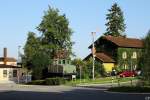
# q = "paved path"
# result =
<box><xmin>0</xmin><ymin>84</ymin><xmax>149</xmax><ymax>100</ymax></box>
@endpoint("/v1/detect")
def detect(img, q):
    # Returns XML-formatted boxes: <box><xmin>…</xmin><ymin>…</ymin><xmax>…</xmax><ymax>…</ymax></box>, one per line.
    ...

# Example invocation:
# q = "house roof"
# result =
<box><xmin>89</xmin><ymin>36</ymin><xmax>143</xmax><ymax>48</ymax></box>
<box><xmin>0</xmin><ymin>64</ymin><xmax>21</xmax><ymax>68</ymax></box>
<box><xmin>104</xmin><ymin>36</ymin><xmax>143</xmax><ymax>48</ymax></box>
<box><xmin>95</xmin><ymin>53</ymin><xmax>115</xmax><ymax>63</ymax></box>
<box><xmin>0</xmin><ymin>57</ymin><xmax>17</xmax><ymax>62</ymax></box>
<box><xmin>54</xmin><ymin>50</ymin><xmax>69</xmax><ymax>59</ymax></box>
<box><xmin>84</xmin><ymin>53</ymin><xmax>115</xmax><ymax>63</ymax></box>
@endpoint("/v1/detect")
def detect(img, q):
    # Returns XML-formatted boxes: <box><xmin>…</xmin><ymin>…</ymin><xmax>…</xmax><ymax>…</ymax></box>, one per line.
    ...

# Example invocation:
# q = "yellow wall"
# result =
<box><xmin>0</xmin><ymin>61</ymin><xmax>17</xmax><ymax>66</ymax></box>
<box><xmin>103</xmin><ymin>63</ymin><xmax>114</xmax><ymax>72</ymax></box>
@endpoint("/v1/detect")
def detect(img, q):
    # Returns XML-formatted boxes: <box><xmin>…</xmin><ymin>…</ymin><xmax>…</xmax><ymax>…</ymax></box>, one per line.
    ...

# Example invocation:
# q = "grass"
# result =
<box><xmin>108</xmin><ymin>86</ymin><xmax>150</xmax><ymax>93</ymax></box>
<box><xmin>65</xmin><ymin>77</ymin><xmax>138</xmax><ymax>86</ymax></box>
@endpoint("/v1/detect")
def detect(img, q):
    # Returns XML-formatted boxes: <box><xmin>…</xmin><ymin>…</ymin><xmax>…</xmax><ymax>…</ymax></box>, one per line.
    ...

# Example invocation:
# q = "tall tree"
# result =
<box><xmin>23</xmin><ymin>6</ymin><xmax>73</xmax><ymax>79</ymax></box>
<box><xmin>23</xmin><ymin>32</ymin><xmax>51</xmax><ymax>79</ymax></box>
<box><xmin>141</xmin><ymin>30</ymin><xmax>150</xmax><ymax>85</ymax></box>
<box><xmin>104</xmin><ymin>3</ymin><xmax>126</xmax><ymax>36</ymax></box>
<box><xmin>23</xmin><ymin>32</ymin><xmax>40</xmax><ymax>68</ymax></box>
<box><xmin>37</xmin><ymin>6</ymin><xmax>73</xmax><ymax>58</ymax></box>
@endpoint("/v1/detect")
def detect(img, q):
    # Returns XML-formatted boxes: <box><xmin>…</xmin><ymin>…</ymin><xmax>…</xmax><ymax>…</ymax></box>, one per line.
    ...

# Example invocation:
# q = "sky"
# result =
<box><xmin>0</xmin><ymin>0</ymin><xmax>150</xmax><ymax>59</ymax></box>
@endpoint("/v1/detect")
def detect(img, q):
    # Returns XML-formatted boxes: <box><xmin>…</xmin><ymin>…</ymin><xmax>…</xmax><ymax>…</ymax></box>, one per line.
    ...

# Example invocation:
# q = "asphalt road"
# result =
<box><xmin>0</xmin><ymin>84</ymin><xmax>149</xmax><ymax>100</ymax></box>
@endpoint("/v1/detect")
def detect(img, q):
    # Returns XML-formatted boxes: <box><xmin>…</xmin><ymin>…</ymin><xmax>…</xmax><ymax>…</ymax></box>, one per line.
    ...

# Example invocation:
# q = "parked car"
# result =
<box><xmin>119</xmin><ymin>70</ymin><xmax>137</xmax><ymax>77</ymax></box>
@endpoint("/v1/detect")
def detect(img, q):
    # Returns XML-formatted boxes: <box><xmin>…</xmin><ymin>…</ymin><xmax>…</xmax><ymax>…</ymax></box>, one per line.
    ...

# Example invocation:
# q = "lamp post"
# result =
<box><xmin>91</xmin><ymin>32</ymin><xmax>96</xmax><ymax>80</ymax></box>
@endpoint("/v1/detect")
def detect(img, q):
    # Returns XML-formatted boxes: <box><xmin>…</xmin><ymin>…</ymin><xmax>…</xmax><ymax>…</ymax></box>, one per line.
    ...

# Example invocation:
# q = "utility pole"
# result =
<box><xmin>91</xmin><ymin>32</ymin><xmax>96</xmax><ymax>80</ymax></box>
<box><xmin>80</xmin><ymin>65</ymin><xmax>82</xmax><ymax>83</ymax></box>
<box><xmin>18</xmin><ymin>45</ymin><xmax>21</xmax><ymax>63</ymax></box>
<box><xmin>18</xmin><ymin>45</ymin><xmax>21</xmax><ymax>83</ymax></box>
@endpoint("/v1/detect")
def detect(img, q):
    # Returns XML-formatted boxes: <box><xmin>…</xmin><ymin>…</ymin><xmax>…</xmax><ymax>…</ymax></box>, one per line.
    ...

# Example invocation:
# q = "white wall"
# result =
<box><xmin>0</xmin><ymin>68</ymin><xmax>22</xmax><ymax>83</ymax></box>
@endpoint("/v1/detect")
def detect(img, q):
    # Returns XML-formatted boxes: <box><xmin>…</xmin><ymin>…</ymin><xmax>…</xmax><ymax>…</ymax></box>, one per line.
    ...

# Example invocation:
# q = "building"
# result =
<box><xmin>48</xmin><ymin>50</ymin><xmax>76</xmax><ymax>77</ymax></box>
<box><xmin>0</xmin><ymin>48</ymin><xmax>22</xmax><ymax>83</ymax></box>
<box><xmin>84</xmin><ymin>35</ymin><xmax>143</xmax><ymax>73</ymax></box>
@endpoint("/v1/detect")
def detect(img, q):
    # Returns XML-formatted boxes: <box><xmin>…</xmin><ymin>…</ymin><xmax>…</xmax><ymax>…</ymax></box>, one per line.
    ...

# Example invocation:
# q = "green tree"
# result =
<box><xmin>37</xmin><ymin>6</ymin><xmax>73</xmax><ymax>58</ymax></box>
<box><xmin>23</xmin><ymin>32</ymin><xmax>51</xmax><ymax>79</ymax></box>
<box><xmin>141</xmin><ymin>30</ymin><xmax>150</xmax><ymax>85</ymax></box>
<box><xmin>72</xmin><ymin>58</ymin><xmax>85</xmax><ymax>78</ymax></box>
<box><xmin>23</xmin><ymin>32</ymin><xmax>40</xmax><ymax>69</ymax></box>
<box><xmin>104</xmin><ymin>3</ymin><xmax>126</xmax><ymax>36</ymax></box>
<box><xmin>85</xmin><ymin>58</ymin><xmax>106</xmax><ymax>78</ymax></box>
<box><xmin>31</xmin><ymin>50</ymin><xmax>51</xmax><ymax>79</ymax></box>
<box><xmin>23</xmin><ymin>6</ymin><xmax>73</xmax><ymax>80</ymax></box>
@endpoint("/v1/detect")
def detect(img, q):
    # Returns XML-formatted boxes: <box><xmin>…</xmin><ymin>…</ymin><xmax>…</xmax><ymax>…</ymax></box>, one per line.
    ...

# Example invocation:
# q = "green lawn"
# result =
<box><xmin>65</xmin><ymin>77</ymin><xmax>138</xmax><ymax>86</ymax></box>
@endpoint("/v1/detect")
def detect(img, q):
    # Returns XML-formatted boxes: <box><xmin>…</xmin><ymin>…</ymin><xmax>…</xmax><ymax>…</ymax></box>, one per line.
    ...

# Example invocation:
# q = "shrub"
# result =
<box><xmin>27</xmin><ymin>80</ymin><xmax>45</xmax><ymax>85</ymax></box>
<box><xmin>45</xmin><ymin>77</ymin><xmax>66</xmax><ymax>85</ymax></box>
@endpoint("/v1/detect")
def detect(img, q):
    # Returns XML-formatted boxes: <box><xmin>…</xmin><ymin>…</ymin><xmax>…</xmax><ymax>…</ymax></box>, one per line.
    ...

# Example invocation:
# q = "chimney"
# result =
<box><xmin>4</xmin><ymin>48</ymin><xmax>7</xmax><ymax>65</ymax></box>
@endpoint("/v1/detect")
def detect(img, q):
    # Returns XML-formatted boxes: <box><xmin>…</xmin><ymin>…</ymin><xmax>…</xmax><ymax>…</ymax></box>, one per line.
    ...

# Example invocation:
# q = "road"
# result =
<box><xmin>0</xmin><ymin>84</ymin><xmax>149</xmax><ymax>100</ymax></box>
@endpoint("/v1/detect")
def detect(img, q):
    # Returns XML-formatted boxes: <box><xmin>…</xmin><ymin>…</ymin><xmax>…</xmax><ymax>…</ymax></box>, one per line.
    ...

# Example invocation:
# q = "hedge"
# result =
<box><xmin>27</xmin><ymin>77</ymin><xmax>66</xmax><ymax>85</ymax></box>
<box><xmin>26</xmin><ymin>80</ymin><xmax>45</xmax><ymax>85</ymax></box>
<box><xmin>45</xmin><ymin>77</ymin><xmax>66</xmax><ymax>85</ymax></box>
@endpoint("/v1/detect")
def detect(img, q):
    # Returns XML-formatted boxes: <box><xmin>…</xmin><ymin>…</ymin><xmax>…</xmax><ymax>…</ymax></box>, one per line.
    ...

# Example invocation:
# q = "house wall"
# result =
<box><xmin>103</xmin><ymin>63</ymin><xmax>115</xmax><ymax>72</ymax></box>
<box><xmin>117</xmin><ymin>47</ymin><xmax>142</xmax><ymax>70</ymax></box>
<box><xmin>0</xmin><ymin>68</ymin><xmax>22</xmax><ymax>83</ymax></box>
<box><xmin>95</xmin><ymin>39</ymin><xmax>117</xmax><ymax>60</ymax></box>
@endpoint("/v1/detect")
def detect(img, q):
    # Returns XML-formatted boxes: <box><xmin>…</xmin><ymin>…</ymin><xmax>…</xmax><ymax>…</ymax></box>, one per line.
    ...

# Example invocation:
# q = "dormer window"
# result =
<box><xmin>122</xmin><ymin>52</ymin><xmax>127</xmax><ymax>59</ymax></box>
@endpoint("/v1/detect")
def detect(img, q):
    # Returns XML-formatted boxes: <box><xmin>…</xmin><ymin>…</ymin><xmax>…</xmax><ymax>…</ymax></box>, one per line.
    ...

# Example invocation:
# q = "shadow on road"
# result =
<box><xmin>0</xmin><ymin>87</ymin><xmax>149</xmax><ymax>100</ymax></box>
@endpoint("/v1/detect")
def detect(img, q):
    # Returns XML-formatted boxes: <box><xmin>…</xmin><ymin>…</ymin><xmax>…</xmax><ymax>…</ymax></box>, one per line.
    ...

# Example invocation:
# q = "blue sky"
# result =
<box><xmin>0</xmin><ymin>0</ymin><xmax>150</xmax><ymax>59</ymax></box>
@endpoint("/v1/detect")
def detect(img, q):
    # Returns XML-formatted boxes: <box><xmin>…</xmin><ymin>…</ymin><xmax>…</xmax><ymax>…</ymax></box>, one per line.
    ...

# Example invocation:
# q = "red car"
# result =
<box><xmin>119</xmin><ymin>71</ymin><xmax>136</xmax><ymax>77</ymax></box>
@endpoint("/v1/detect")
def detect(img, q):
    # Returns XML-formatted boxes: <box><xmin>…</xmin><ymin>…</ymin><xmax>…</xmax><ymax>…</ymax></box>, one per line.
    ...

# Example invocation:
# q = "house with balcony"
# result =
<box><xmin>48</xmin><ymin>50</ymin><xmax>76</xmax><ymax>77</ymax></box>
<box><xmin>84</xmin><ymin>35</ymin><xmax>143</xmax><ymax>73</ymax></box>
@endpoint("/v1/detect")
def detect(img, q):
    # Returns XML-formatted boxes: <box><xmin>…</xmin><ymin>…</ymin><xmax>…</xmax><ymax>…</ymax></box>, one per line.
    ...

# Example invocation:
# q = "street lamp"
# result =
<box><xmin>91</xmin><ymin>32</ymin><xmax>96</xmax><ymax>80</ymax></box>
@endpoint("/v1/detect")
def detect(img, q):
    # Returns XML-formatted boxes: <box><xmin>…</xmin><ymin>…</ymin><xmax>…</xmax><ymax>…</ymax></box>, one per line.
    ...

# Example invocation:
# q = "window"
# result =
<box><xmin>124</xmin><ymin>64</ymin><xmax>127</xmax><ymax>69</ymax></box>
<box><xmin>13</xmin><ymin>70</ymin><xmax>17</xmax><ymax>77</ymax></box>
<box><xmin>63</xmin><ymin>60</ymin><xmax>65</xmax><ymax>64</ymax></box>
<box><xmin>58</xmin><ymin>60</ymin><xmax>62</xmax><ymax>64</ymax></box>
<box><xmin>3</xmin><ymin>70</ymin><xmax>7</xmax><ymax>78</ymax></box>
<box><xmin>122</xmin><ymin>52</ymin><xmax>127</xmax><ymax>59</ymax></box>
<box><xmin>133</xmin><ymin>65</ymin><xmax>137</xmax><ymax>70</ymax></box>
<box><xmin>54</xmin><ymin>60</ymin><xmax>58</xmax><ymax>65</ymax></box>
<box><xmin>132</xmin><ymin>52</ymin><xmax>137</xmax><ymax>58</ymax></box>
<box><xmin>67</xmin><ymin>60</ymin><xmax>70</xmax><ymax>64</ymax></box>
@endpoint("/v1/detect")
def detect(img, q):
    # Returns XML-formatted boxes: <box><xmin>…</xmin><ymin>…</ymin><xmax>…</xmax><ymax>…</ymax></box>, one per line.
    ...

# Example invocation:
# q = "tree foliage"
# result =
<box><xmin>72</xmin><ymin>58</ymin><xmax>106</xmax><ymax>79</ymax></box>
<box><xmin>72</xmin><ymin>58</ymin><xmax>87</xmax><ymax>78</ymax></box>
<box><xmin>23</xmin><ymin>32</ymin><xmax>40</xmax><ymax>68</ymax></box>
<box><xmin>23</xmin><ymin>6</ymin><xmax>73</xmax><ymax>79</ymax></box>
<box><xmin>141</xmin><ymin>30</ymin><xmax>150</xmax><ymax>85</ymax></box>
<box><xmin>37</xmin><ymin>6</ymin><xmax>73</xmax><ymax>57</ymax></box>
<box><xmin>104</xmin><ymin>3</ymin><xmax>126</xmax><ymax>36</ymax></box>
<box><xmin>85</xmin><ymin>58</ymin><xmax>106</xmax><ymax>78</ymax></box>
